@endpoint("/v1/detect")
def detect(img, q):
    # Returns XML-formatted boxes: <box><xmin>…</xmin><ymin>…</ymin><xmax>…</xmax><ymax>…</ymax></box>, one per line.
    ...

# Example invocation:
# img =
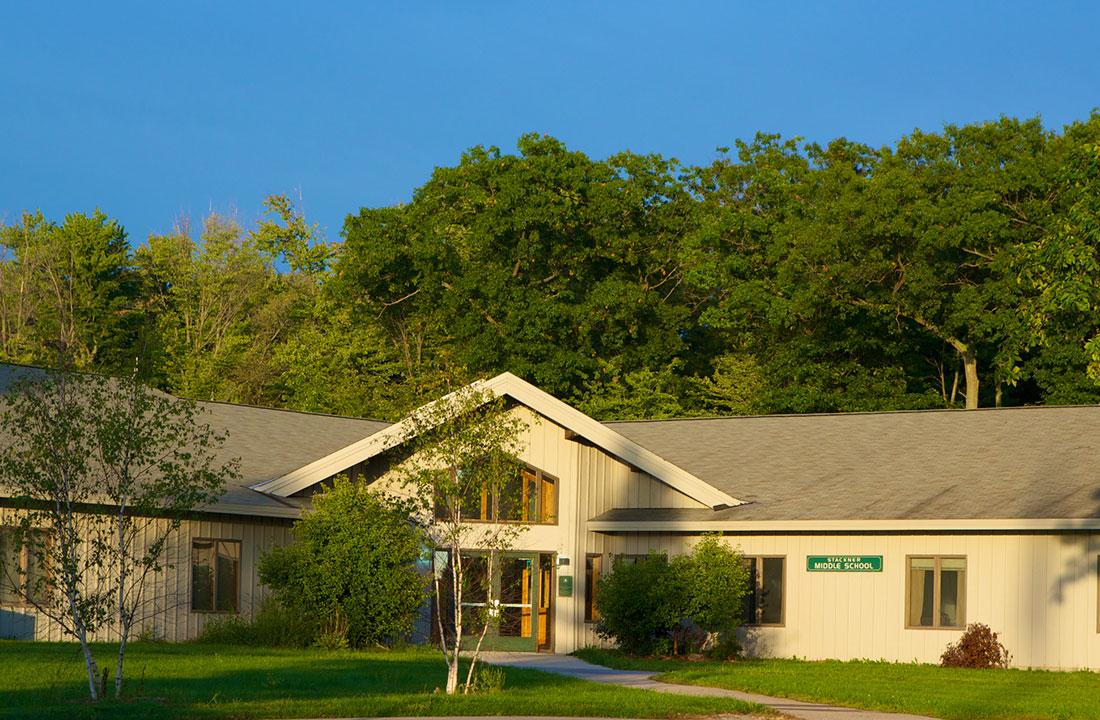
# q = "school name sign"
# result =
<box><xmin>806</xmin><ymin>555</ymin><xmax>883</xmax><ymax>572</ymax></box>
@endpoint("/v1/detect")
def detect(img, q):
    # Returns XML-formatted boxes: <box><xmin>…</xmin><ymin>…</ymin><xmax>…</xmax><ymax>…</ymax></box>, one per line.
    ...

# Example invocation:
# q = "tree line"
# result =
<box><xmin>4</xmin><ymin>113</ymin><xmax>1100</xmax><ymax>419</ymax></box>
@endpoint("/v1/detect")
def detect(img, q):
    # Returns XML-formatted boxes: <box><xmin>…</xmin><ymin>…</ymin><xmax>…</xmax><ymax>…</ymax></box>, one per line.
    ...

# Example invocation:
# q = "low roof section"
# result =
<box><xmin>600</xmin><ymin>405</ymin><xmax>1100</xmax><ymax>529</ymax></box>
<box><xmin>0</xmin><ymin>363</ymin><xmax>389</xmax><ymax>519</ymax></box>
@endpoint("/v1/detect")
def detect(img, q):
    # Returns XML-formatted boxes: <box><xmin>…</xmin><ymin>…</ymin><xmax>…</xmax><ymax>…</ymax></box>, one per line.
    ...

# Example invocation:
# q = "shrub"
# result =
<box><xmin>594</xmin><ymin>536</ymin><xmax>750</xmax><ymax>656</ymax></box>
<box><xmin>680</xmin><ymin>535</ymin><xmax>750</xmax><ymax>650</ymax></box>
<box><xmin>940</xmin><ymin>623</ymin><xmax>1011</xmax><ymax>668</ymax></box>
<box><xmin>594</xmin><ymin>554</ymin><xmax>687</xmax><ymax>655</ymax></box>
<box><xmin>259</xmin><ymin>477</ymin><xmax>427</xmax><ymax>648</ymax></box>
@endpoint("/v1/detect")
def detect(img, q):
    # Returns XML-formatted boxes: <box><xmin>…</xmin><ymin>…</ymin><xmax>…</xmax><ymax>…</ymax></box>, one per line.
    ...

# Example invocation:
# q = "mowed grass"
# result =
<box><xmin>575</xmin><ymin>648</ymin><xmax>1100</xmax><ymax>720</ymax></box>
<box><xmin>0</xmin><ymin>641</ymin><xmax>765</xmax><ymax>720</ymax></box>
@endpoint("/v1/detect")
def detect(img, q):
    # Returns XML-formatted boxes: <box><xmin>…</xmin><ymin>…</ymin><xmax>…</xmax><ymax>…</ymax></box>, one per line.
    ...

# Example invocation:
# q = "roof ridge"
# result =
<box><xmin>0</xmin><ymin>361</ymin><xmax>392</xmax><ymax>425</ymax></box>
<box><xmin>603</xmin><ymin>402</ymin><xmax>1100</xmax><ymax>424</ymax></box>
<box><xmin>194</xmin><ymin>397</ymin><xmax>391</xmax><ymax>424</ymax></box>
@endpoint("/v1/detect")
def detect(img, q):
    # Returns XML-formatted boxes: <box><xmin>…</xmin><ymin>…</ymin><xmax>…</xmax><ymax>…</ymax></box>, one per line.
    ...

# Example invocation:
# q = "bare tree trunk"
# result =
<box><xmin>995</xmin><ymin>382</ymin><xmax>1003</xmax><ymax>408</ymax></box>
<box><xmin>114</xmin><ymin>513</ymin><xmax>129</xmax><ymax>699</ymax></box>
<box><xmin>445</xmin><ymin>543</ymin><xmax>462</xmax><ymax>695</ymax></box>
<box><xmin>69</xmin><ymin>584</ymin><xmax>100</xmax><ymax>701</ymax></box>
<box><xmin>962</xmin><ymin>347</ymin><xmax>979</xmax><ymax>409</ymax></box>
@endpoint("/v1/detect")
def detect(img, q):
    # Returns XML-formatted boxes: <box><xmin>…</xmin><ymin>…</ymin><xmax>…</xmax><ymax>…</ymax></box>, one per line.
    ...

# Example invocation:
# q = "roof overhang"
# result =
<box><xmin>249</xmin><ymin>372</ymin><xmax>741</xmax><ymax>508</ymax></box>
<box><xmin>587</xmin><ymin>517</ymin><xmax>1100</xmax><ymax>533</ymax></box>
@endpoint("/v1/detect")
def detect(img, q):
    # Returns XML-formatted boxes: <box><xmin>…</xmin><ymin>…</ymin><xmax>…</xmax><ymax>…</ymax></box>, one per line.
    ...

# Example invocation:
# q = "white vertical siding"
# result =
<box><xmin>0</xmin><ymin>507</ymin><xmax>293</xmax><ymax>642</ymax></box>
<box><xmin>580</xmin><ymin>531</ymin><xmax>1100</xmax><ymax>670</ymax></box>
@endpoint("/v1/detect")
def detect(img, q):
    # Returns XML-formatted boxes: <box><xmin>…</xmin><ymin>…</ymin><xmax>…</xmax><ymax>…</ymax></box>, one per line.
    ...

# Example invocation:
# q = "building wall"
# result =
<box><xmin>0</xmin><ymin>507</ymin><xmax>293</xmax><ymax>642</ymax></box>
<box><xmin>579</xmin><ymin>531</ymin><xmax>1100</xmax><ymax>671</ymax></box>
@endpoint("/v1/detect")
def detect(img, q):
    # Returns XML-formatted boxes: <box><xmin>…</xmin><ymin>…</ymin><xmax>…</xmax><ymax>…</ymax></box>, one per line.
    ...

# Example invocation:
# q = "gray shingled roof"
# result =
<box><xmin>0</xmin><ymin>364</ymin><xmax>390</xmax><ymax>518</ymax></box>
<box><xmin>606</xmin><ymin>406</ymin><xmax>1100</xmax><ymax>521</ymax></box>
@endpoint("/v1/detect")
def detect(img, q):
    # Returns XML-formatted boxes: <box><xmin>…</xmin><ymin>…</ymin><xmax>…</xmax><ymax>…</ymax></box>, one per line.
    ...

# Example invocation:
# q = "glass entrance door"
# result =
<box><xmin>438</xmin><ymin>551</ymin><xmax>552</xmax><ymax>652</ymax></box>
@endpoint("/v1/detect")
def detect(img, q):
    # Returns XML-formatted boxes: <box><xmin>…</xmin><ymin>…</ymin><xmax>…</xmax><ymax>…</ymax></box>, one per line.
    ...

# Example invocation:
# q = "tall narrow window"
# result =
<box><xmin>191</xmin><ymin>539</ymin><xmax>240</xmax><ymax>613</ymax></box>
<box><xmin>585</xmin><ymin>554</ymin><xmax>602</xmax><ymax>622</ymax></box>
<box><xmin>906</xmin><ymin>556</ymin><xmax>966</xmax><ymax>629</ymax></box>
<box><xmin>742</xmin><ymin>556</ymin><xmax>785</xmax><ymax>626</ymax></box>
<box><xmin>0</xmin><ymin>527</ymin><xmax>47</xmax><ymax>605</ymax></box>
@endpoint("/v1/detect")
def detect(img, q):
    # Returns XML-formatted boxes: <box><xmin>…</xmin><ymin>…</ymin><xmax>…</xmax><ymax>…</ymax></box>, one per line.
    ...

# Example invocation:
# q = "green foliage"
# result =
<box><xmin>595</xmin><ymin>539</ymin><xmax>749</xmax><ymax>656</ymax></box>
<box><xmin>594</xmin><ymin>554</ymin><xmax>688</xmax><ymax>655</ymax></box>
<box><xmin>679</xmin><ymin>536</ymin><xmax>750</xmax><ymax>643</ymax></box>
<box><xmin>8</xmin><ymin>114</ymin><xmax>1100</xmax><ymax>416</ymax></box>
<box><xmin>258</xmin><ymin>477</ymin><xmax>427</xmax><ymax>648</ymax></box>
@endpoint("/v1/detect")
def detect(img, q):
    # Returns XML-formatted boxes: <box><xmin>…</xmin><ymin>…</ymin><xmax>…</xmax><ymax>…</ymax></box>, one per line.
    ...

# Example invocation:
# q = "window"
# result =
<box><xmin>191</xmin><ymin>539</ymin><xmax>240</xmax><ymax>613</ymax></box>
<box><xmin>906</xmin><ymin>556</ymin><xmax>966</xmax><ymax>629</ymax></box>
<box><xmin>585</xmin><ymin>554</ymin><xmax>602</xmax><ymax>622</ymax></box>
<box><xmin>612</xmin><ymin>554</ymin><xmax>653</xmax><ymax>568</ymax></box>
<box><xmin>742</xmin><ymin>556</ymin><xmax>785</xmax><ymax>626</ymax></box>
<box><xmin>438</xmin><ymin>465</ymin><xmax>558</xmax><ymax>524</ymax></box>
<box><xmin>0</xmin><ymin>527</ymin><xmax>47</xmax><ymax>605</ymax></box>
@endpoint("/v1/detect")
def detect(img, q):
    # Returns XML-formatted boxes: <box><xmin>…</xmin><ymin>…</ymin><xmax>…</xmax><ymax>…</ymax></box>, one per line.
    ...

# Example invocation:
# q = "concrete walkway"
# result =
<box><xmin>480</xmin><ymin>652</ymin><xmax>939</xmax><ymax>720</ymax></box>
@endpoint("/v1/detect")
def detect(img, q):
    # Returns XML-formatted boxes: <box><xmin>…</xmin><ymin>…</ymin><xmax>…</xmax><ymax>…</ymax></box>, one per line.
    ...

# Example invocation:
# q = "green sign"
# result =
<box><xmin>806</xmin><ymin>555</ymin><xmax>882</xmax><ymax>572</ymax></box>
<box><xmin>558</xmin><ymin>575</ymin><xmax>573</xmax><ymax>597</ymax></box>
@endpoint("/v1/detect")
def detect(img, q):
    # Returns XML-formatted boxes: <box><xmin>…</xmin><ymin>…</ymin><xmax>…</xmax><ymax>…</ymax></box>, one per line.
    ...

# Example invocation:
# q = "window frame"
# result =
<box><xmin>584</xmin><ymin>553</ymin><xmax>602</xmax><ymax>623</ymax></box>
<box><xmin>444</xmin><ymin>464</ymin><xmax>559</xmax><ymax>526</ymax></box>
<box><xmin>1095</xmin><ymin>556</ymin><xmax>1100</xmax><ymax>634</ymax></box>
<box><xmin>904</xmin><ymin>554</ymin><xmax>967</xmax><ymax>630</ymax></box>
<box><xmin>0</xmin><ymin>527</ymin><xmax>49</xmax><ymax>607</ymax></box>
<box><xmin>742</xmin><ymin>555</ymin><xmax>786</xmax><ymax>628</ymax></box>
<box><xmin>190</xmin><ymin>538</ymin><xmax>241</xmax><ymax>615</ymax></box>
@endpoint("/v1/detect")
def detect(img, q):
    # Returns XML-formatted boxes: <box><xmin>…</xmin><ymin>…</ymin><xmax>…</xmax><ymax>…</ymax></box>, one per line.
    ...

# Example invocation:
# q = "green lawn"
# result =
<box><xmin>0</xmin><ymin>641</ymin><xmax>765</xmax><ymax>720</ymax></box>
<box><xmin>574</xmin><ymin>648</ymin><xmax>1100</xmax><ymax>720</ymax></box>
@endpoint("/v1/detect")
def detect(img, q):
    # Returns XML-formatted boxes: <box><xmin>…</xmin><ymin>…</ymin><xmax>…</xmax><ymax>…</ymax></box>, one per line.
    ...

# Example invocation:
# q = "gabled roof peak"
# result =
<box><xmin>250</xmin><ymin>371</ymin><xmax>740</xmax><ymax>509</ymax></box>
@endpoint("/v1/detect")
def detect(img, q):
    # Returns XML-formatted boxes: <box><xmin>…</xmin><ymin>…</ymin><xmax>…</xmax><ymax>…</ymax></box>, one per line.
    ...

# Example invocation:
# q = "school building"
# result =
<box><xmin>3</xmin><ymin>363</ymin><xmax>1100</xmax><ymax>670</ymax></box>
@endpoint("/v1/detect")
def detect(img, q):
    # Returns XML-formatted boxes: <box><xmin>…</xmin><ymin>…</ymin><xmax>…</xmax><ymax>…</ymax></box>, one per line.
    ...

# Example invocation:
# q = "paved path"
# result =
<box><xmin>480</xmin><ymin>652</ymin><xmax>939</xmax><ymax>720</ymax></box>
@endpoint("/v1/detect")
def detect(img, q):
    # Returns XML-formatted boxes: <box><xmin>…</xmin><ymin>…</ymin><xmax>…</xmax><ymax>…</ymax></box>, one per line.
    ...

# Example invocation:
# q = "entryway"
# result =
<box><xmin>439</xmin><ymin>551</ymin><xmax>555</xmax><ymax>652</ymax></box>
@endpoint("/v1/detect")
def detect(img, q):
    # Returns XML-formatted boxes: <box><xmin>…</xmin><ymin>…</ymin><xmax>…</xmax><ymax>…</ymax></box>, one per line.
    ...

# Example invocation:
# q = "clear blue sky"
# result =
<box><xmin>2</xmin><ymin>1</ymin><xmax>1098</xmax><ymax>245</ymax></box>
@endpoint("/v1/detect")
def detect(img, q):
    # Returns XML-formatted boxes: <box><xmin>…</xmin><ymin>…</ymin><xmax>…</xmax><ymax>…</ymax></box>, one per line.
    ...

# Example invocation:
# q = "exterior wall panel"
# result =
<box><xmin>0</xmin><ymin>507</ymin><xmax>293</xmax><ymax>643</ymax></box>
<box><xmin>586</xmin><ymin>531</ymin><xmax>1100</xmax><ymax>670</ymax></box>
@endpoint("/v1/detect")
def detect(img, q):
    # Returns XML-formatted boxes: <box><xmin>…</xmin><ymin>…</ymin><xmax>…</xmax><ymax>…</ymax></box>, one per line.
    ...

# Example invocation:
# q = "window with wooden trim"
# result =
<box><xmin>191</xmin><ymin>539</ymin><xmax>240</xmax><ymax>613</ymax></box>
<box><xmin>742</xmin><ymin>556</ymin><xmax>785</xmax><ymax>626</ymax></box>
<box><xmin>0</xmin><ymin>527</ymin><xmax>48</xmax><ymax>606</ymax></box>
<box><xmin>585</xmin><ymin>554</ymin><xmax>602</xmax><ymax>623</ymax></box>
<box><xmin>906</xmin><ymin>556</ymin><xmax>965</xmax><ymax>629</ymax></box>
<box><xmin>438</xmin><ymin>465</ymin><xmax>558</xmax><ymax>524</ymax></box>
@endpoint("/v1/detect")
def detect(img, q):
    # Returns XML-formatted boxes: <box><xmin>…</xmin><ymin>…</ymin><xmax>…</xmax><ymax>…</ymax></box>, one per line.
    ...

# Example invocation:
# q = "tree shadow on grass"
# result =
<box><xmin>0</xmin><ymin>644</ymin><xmax>593</xmax><ymax>720</ymax></box>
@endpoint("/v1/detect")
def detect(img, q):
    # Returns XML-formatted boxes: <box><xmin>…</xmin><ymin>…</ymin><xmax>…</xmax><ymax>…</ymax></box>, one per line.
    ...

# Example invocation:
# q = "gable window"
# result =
<box><xmin>439</xmin><ymin>465</ymin><xmax>558</xmax><ymax>524</ymax></box>
<box><xmin>906</xmin><ymin>556</ymin><xmax>965</xmax><ymax>629</ymax></box>
<box><xmin>0</xmin><ymin>527</ymin><xmax>47</xmax><ymax>606</ymax></box>
<box><xmin>585</xmin><ymin>554</ymin><xmax>602</xmax><ymax>622</ymax></box>
<box><xmin>742</xmin><ymin>556</ymin><xmax>785</xmax><ymax>626</ymax></box>
<box><xmin>191</xmin><ymin>539</ymin><xmax>240</xmax><ymax>613</ymax></box>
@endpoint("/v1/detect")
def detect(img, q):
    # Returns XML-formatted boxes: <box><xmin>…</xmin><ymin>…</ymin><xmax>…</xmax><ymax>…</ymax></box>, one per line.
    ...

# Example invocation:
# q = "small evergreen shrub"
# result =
<box><xmin>940</xmin><ymin>623</ymin><xmax>1011</xmax><ymax>668</ymax></box>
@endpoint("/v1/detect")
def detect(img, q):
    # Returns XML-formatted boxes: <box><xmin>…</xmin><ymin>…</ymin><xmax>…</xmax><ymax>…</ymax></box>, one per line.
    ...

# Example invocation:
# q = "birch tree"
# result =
<box><xmin>0</xmin><ymin>367</ymin><xmax>235</xmax><ymax>700</ymax></box>
<box><xmin>395</xmin><ymin>385</ymin><xmax>530</xmax><ymax>695</ymax></box>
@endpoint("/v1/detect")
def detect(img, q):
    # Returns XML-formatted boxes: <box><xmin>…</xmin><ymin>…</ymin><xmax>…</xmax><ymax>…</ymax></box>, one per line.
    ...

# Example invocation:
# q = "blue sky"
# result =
<box><xmin>1</xmin><ymin>2</ymin><xmax>1098</xmax><ymax>245</ymax></box>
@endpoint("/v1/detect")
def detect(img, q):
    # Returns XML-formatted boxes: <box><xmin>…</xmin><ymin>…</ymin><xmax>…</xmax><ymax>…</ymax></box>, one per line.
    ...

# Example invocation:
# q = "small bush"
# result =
<box><xmin>941</xmin><ymin>623</ymin><xmax>1011</xmax><ymax>668</ymax></box>
<box><xmin>594</xmin><ymin>536</ymin><xmax>750</xmax><ymax>657</ymax></box>
<box><xmin>594</xmin><ymin>554</ymin><xmax>687</xmax><ymax>655</ymax></box>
